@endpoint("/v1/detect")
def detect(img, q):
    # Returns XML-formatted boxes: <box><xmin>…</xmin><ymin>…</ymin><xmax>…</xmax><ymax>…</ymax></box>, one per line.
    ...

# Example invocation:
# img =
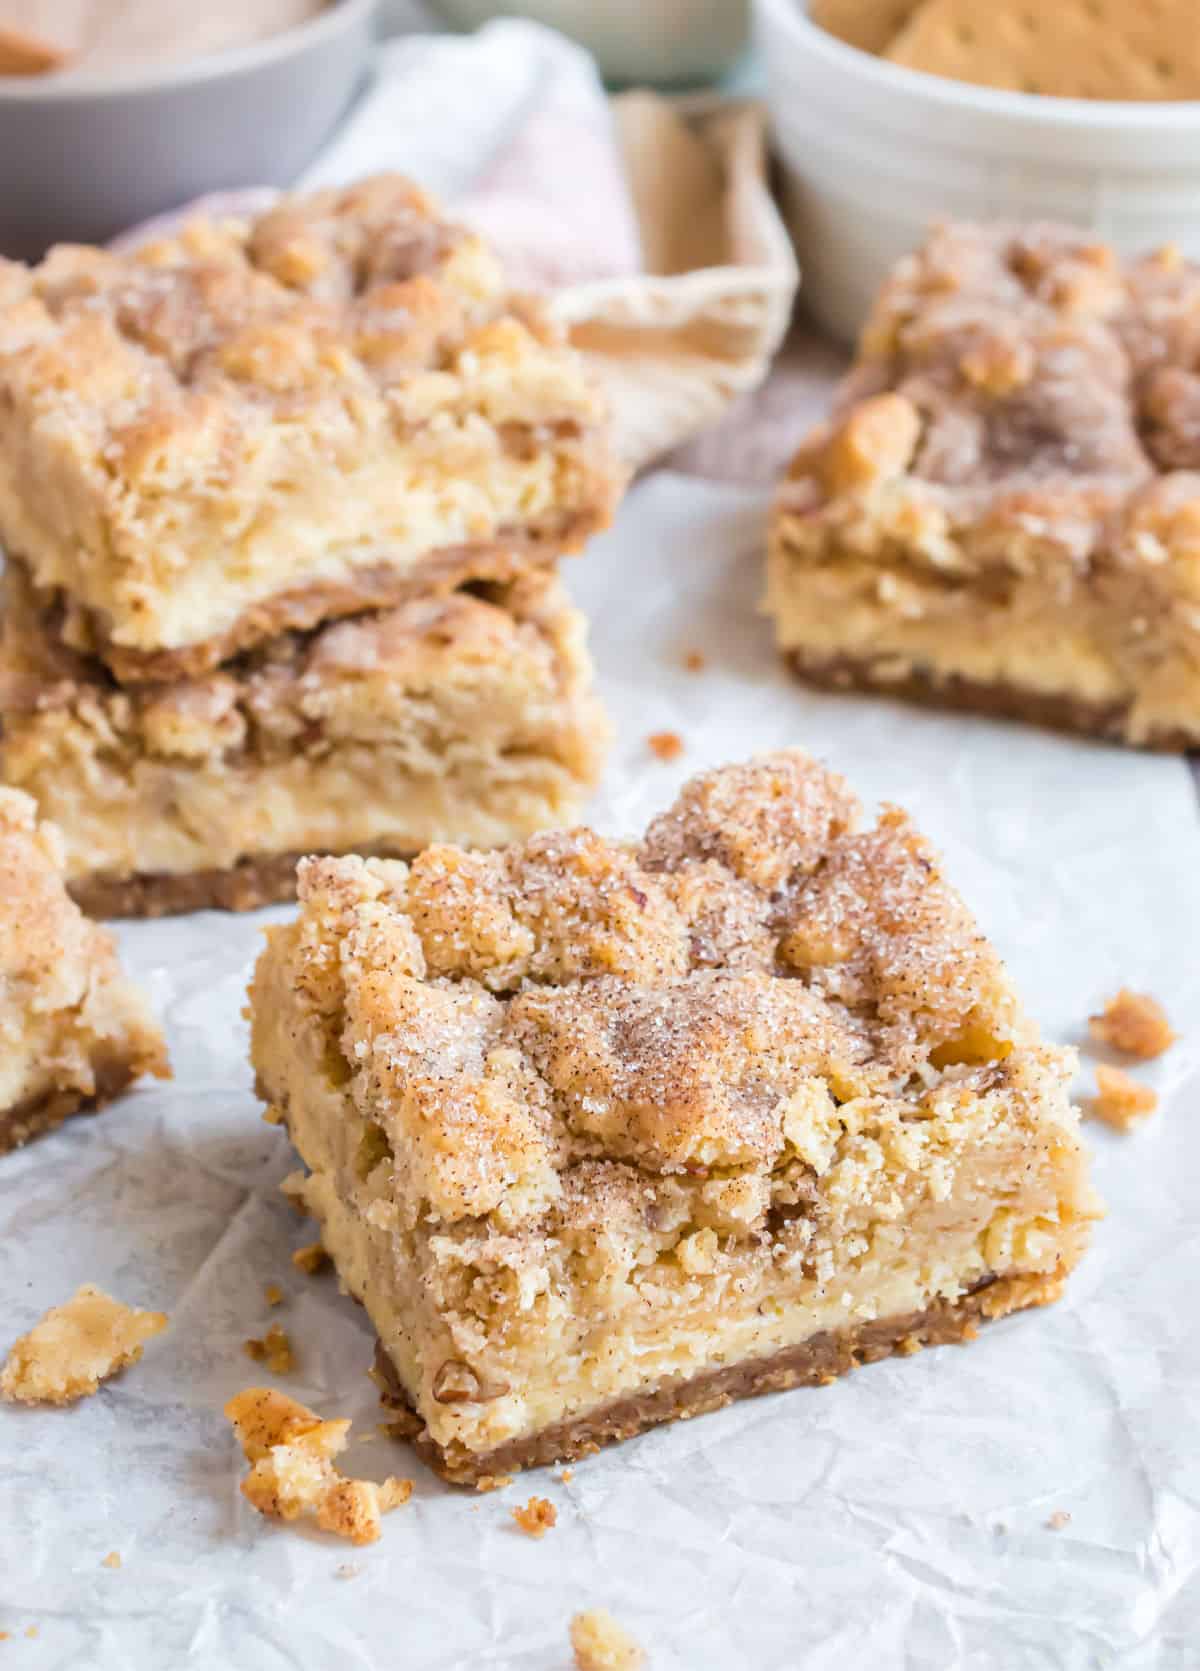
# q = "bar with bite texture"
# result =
<box><xmin>249</xmin><ymin>751</ymin><xmax>1097</xmax><ymax>1483</ymax></box>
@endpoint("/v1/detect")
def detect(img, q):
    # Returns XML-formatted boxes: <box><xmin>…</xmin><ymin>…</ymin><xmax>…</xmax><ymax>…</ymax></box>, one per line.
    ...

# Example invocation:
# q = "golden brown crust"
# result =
<box><xmin>784</xmin><ymin>648</ymin><xmax>1198</xmax><ymax>752</ymax></box>
<box><xmin>67</xmin><ymin>848</ymin><xmax>400</xmax><ymax>921</ymax></box>
<box><xmin>0</xmin><ymin>1054</ymin><xmax>148</xmax><ymax>1157</ymax></box>
<box><xmin>374</xmin><ymin>1272</ymin><xmax>1055</xmax><ymax>1484</ymax></box>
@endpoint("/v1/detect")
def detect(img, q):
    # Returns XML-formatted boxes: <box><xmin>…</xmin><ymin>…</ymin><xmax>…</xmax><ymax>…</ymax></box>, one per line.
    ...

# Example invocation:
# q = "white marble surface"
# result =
<box><xmin>1</xmin><ymin>474</ymin><xmax>1197</xmax><ymax>1669</ymax></box>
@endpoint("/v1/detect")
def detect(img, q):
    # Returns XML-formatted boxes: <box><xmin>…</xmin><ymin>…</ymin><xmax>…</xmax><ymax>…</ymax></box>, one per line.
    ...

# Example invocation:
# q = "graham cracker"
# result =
<box><xmin>809</xmin><ymin>0</ymin><xmax>923</xmax><ymax>54</ymax></box>
<box><xmin>885</xmin><ymin>0</ymin><xmax>1200</xmax><ymax>100</ymax></box>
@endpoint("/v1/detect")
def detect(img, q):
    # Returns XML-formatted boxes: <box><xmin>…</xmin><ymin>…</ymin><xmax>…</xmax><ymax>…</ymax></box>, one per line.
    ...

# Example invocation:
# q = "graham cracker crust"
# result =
<box><xmin>70</xmin><ymin>844</ymin><xmax>411</xmax><ymax>921</ymax></box>
<box><xmin>91</xmin><ymin>523</ymin><xmax>595</xmax><ymax>687</ymax></box>
<box><xmin>787</xmin><ymin>650</ymin><xmax>1195</xmax><ymax>753</ymax></box>
<box><xmin>373</xmin><ymin>1269</ymin><xmax>1062</xmax><ymax>1485</ymax></box>
<box><xmin>0</xmin><ymin>1056</ymin><xmax>146</xmax><ymax>1158</ymax></box>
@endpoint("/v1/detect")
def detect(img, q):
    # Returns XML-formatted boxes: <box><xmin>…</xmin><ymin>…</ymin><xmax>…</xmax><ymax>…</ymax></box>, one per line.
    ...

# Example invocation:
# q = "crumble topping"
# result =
<box><xmin>225</xmin><ymin>1387</ymin><xmax>412</xmax><ymax>1545</ymax></box>
<box><xmin>570</xmin><ymin>1610</ymin><xmax>646</xmax><ymax>1671</ymax></box>
<box><xmin>274</xmin><ymin>751</ymin><xmax>1031</xmax><ymax>1227</ymax></box>
<box><xmin>0</xmin><ymin>1285</ymin><xmax>167</xmax><ymax>1405</ymax></box>
<box><xmin>244</xmin><ymin>1323</ymin><xmax>295</xmax><ymax>1375</ymax></box>
<box><xmin>1089</xmin><ymin>1065</ymin><xmax>1158</xmax><ymax>1132</ymax></box>
<box><xmin>1088</xmin><ymin>989</ymin><xmax>1176</xmax><ymax>1060</ymax></box>
<box><xmin>512</xmin><ymin>1496</ymin><xmax>557</xmax><ymax>1538</ymax></box>
<box><xmin>776</xmin><ymin>222</ymin><xmax>1200</xmax><ymax>580</ymax></box>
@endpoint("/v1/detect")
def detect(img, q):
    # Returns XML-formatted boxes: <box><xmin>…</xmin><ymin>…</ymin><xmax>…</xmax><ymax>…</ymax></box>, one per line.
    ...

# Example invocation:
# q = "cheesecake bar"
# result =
<box><xmin>249</xmin><ymin>751</ymin><xmax>1097</xmax><ymax>1484</ymax></box>
<box><xmin>0</xmin><ymin>788</ymin><xmax>168</xmax><ymax>1155</ymax></box>
<box><xmin>0</xmin><ymin>563</ymin><xmax>606</xmax><ymax>919</ymax></box>
<box><xmin>768</xmin><ymin>223</ymin><xmax>1200</xmax><ymax>748</ymax></box>
<box><xmin>0</xmin><ymin>174</ymin><xmax>619</xmax><ymax>684</ymax></box>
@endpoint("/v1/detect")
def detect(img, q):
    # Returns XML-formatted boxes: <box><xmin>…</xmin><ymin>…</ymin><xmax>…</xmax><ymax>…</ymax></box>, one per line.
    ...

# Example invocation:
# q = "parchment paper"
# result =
<box><xmin>1</xmin><ymin>472</ymin><xmax>1197</xmax><ymax>1669</ymax></box>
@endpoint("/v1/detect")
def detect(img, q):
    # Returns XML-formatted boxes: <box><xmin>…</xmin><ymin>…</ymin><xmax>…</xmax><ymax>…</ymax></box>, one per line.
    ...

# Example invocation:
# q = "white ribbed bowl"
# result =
<box><xmin>757</xmin><ymin>0</ymin><xmax>1200</xmax><ymax>342</ymax></box>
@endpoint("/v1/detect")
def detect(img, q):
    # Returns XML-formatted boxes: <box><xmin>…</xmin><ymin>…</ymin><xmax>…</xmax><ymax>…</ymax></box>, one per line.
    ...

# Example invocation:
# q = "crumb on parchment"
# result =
<box><xmin>1046</xmin><ymin>1510</ymin><xmax>1071</xmax><ymax>1531</ymax></box>
<box><xmin>292</xmin><ymin>1241</ymin><xmax>329</xmax><ymax>1275</ymax></box>
<box><xmin>101</xmin><ymin>1551</ymin><xmax>121</xmax><ymax>1569</ymax></box>
<box><xmin>0</xmin><ymin>1285</ymin><xmax>166</xmax><ymax>1406</ymax></box>
<box><xmin>1089</xmin><ymin>1064</ymin><xmax>1158</xmax><ymax>1132</ymax></box>
<box><xmin>225</xmin><ymin>1387</ymin><xmax>412</xmax><ymax>1546</ymax></box>
<box><xmin>570</xmin><ymin>1609</ymin><xmax>646</xmax><ymax>1671</ymax></box>
<box><xmin>264</xmin><ymin>1283</ymin><xmax>284</xmax><ymax>1307</ymax></box>
<box><xmin>475</xmin><ymin>1473</ymin><xmax>513</xmax><ymax>1494</ymax></box>
<box><xmin>647</xmin><ymin>731</ymin><xmax>684</xmax><ymax>762</ymax></box>
<box><xmin>244</xmin><ymin>1322</ymin><xmax>295</xmax><ymax>1375</ymax></box>
<box><xmin>1089</xmin><ymin>990</ymin><xmax>1176</xmax><ymax>1059</ymax></box>
<box><xmin>512</xmin><ymin>1496</ymin><xmax>557</xmax><ymax>1538</ymax></box>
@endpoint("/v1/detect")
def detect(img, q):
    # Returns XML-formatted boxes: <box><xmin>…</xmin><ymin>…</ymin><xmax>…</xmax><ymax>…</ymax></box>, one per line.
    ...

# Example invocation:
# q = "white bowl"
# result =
<box><xmin>757</xmin><ymin>0</ymin><xmax>1200</xmax><ymax>342</ymax></box>
<box><xmin>0</xmin><ymin>0</ymin><xmax>375</xmax><ymax>261</ymax></box>
<box><xmin>430</xmin><ymin>0</ymin><xmax>749</xmax><ymax>83</ymax></box>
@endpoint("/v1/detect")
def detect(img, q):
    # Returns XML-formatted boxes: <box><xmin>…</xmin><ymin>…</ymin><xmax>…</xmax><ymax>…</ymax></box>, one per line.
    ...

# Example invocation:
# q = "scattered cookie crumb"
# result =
<box><xmin>1089</xmin><ymin>989</ymin><xmax>1176</xmax><ymax>1059</ymax></box>
<box><xmin>0</xmin><ymin>1631</ymin><xmax>8</xmax><ymax>1641</ymax></box>
<box><xmin>0</xmin><ymin>1285</ymin><xmax>167</xmax><ymax>1406</ymax></box>
<box><xmin>474</xmin><ymin>1473</ymin><xmax>513</xmax><ymax>1494</ymax></box>
<box><xmin>570</xmin><ymin>1609</ymin><xmax>646</xmax><ymax>1671</ymax></box>
<box><xmin>225</xmin><ymin>1387</ymin><xmax>412</xmax><ymax>1546</ymax></box>
<box><xmin>559</xmin><ymin>1468</ymin><xmax>574</xmax><ymax>1484</ymax></box>
<box><xmin>101</xmin><ymin>1551</ymin><xmax>121</xmax><ymax>1569</ymax></box>
<box><xmin>264</xmin><ymin>1283</ymin><xmax>284</xmax><ymax>1308</ymax></box>
<box><xmin>647</xmin><ymin>730</ymin><xmax>684</xmax><ymax>762</ymax></box>
<box><xmin>1046</xmin><ymin>1510</ymin><xmax>1072</xmax><ymax>1531</ymax></box>
<box><xmin>1089</xmin><ymin>1063</ymin><xmax>1159</xmax><ymax>1132</ymax></box>
<box><xmin>244</xmin><ymin>1322</ymin><xmax>295</xmax><ymax>1375</ymax></box>
<box><xmin>292</xmin><ymin>1241</ymin><xmax>329</xmax><ymax>1275</ymax></box>
<box><xmin>335</xmin><ymin>1563</ymin><xmax>361</xmax><ymax>1580</ymax></box>
<box><xmin>24</xmin><ymin>1628</ymin><xmax>37</xmax><ymax>1640</ymax></box>
<box><xmin>683</xmin><ymin>649</ymin><xmax>706</xmax><ymax>672</ymax></box>
<box><xmin>512</xmin><ymin>1496</ymin><xmax>557</xmax><ymax>1538</ymax></box>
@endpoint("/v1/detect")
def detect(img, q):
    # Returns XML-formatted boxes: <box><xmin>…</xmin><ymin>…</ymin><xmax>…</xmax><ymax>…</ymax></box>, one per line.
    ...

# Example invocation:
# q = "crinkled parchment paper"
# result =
<box><xmin>2</xmin><ymin>474</ymin><xmax>1198</xmax><ymax>1670</ymax></box>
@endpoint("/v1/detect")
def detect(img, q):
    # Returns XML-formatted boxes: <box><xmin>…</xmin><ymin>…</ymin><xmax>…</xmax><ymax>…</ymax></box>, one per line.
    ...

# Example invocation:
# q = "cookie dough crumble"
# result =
<box><xmin>1089</xmin><ymin>990</ymin><xmax>1176</xmax><ymax>1059</ymax></box>
<box><xmin>225</xmin><ymin>1388</ymin><xmax>412</xmax><ymax>1545</ymax></box>
<box><xmin>512</xmin><ymin>1496</ymin><xmax>557</xmax><ymax>1538</ymax></box>
<box><xmin>570</xmin><ymin>1609</ymin><xmax>646</xmax><ymax>1671</ymax></box>
<box><xmin>243</xmin><ymin>1323</ymin><xmax>295</xmax><ymax>1375</ymax></box>
<box><xmin>0</xmin><ymin>1285</ymin><xmax>166</xmax><ymax>1405</ymax></box>
<box><xmin>1089</xmin><ymin>1064</ymin><xmax>1159</xmax><ymax>1131</ymax></box>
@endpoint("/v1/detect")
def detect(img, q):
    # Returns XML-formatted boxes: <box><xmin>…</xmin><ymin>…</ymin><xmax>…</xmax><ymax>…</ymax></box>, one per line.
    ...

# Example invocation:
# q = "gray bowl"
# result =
<box><xmin>0</xmin><ymin>0</ymin><xmax>376</xmax><ymax>261</ymax></box>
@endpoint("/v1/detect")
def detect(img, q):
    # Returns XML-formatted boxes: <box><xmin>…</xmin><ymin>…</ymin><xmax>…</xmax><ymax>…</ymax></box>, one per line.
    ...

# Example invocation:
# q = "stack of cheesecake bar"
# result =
<box><xmin>0</xmin><ymin>175</ymin><xmax>618</xmax><ymax>917</ymax></box>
